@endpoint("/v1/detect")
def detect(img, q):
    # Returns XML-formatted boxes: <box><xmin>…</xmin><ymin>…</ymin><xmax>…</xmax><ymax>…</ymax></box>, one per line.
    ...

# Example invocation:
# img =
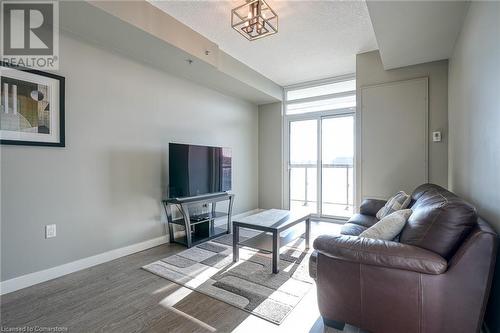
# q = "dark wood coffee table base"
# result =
<box><xmin>232</xmin><ymin>210</ymin><xmax>311</xmax><ymax>274</ymax></box>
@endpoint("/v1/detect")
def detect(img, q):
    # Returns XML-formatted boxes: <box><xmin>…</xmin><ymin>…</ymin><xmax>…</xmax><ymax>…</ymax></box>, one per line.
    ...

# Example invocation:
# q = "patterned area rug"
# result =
<box><xmin>142</xmin><ymin>228</ymin><xmax>314</xmax><ymax>324</ymax></box>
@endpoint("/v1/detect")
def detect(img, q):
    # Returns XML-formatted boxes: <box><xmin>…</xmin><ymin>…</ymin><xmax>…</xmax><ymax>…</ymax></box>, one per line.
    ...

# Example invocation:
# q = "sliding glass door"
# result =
<box><xmin>285</xmin><ymin>76</ymin><xmax>356</xmax><ymax>219</ymax></box>
<box><xmin>287</xmin><ymin>114</ymin><xmax>354</xmax><ymax>219</ymax></box>
<box><xmin>321</xmin><ymin>115</ymin><xmax>354</xmax><ymax>217</ymax></box>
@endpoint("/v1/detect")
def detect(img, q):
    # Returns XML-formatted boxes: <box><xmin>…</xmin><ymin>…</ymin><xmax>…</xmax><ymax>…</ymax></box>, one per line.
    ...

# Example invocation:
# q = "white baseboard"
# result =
<box><xmin>0</xmin><ymin>209</ymin><xmax>263</xmax><ymax>296</ymax></box>
<box><xmin>0</xmin><ymin>235</ymin><xmax>168</xmax><ymax>295</ymax></box>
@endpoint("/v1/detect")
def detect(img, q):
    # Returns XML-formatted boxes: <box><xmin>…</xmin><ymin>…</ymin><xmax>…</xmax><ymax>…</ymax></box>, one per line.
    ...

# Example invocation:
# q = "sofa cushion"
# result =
<box><xmin>347</xmin><ymin>213</ymin><xmax>379</xmax><ymax>228</ymax></box>
<box><xmin>341</xmin><ymin>214</ymin><xmax>378</xmax><ymax>236</ymax></box>
<box><xmin>400</xmin><ymin>188</ymin><xmax>477</xmax><ymax>259</ymax></box>
<box><xmin>341</xmin><ymin>223</ymin><xmax>368</xmax><ymax>236</ymax></box>
<box><xmin>376</xmin><ymin>191</ymin><xmax>412</xmax><ymax>219</ymax></box>
<box><xmin>360</xmin><ymin>209</ymin><xmax>413</xmax><ymax>241</ymax></box>
<box><xmin>408</xmin><ymin>183</ymin><xmax>444</xmax><ymax>207</ymax></box>
<box><xmin>359</xmin><ymin>198</ymin><xmax>387</xmax><ymax>216</ymax></box>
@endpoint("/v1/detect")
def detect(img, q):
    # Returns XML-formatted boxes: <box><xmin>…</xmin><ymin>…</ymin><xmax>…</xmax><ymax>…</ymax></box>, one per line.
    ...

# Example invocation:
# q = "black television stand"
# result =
<box><xmin>162</xmin><ymin>193</ymin><xmax>235</xmax><ymax>248</ymax></box>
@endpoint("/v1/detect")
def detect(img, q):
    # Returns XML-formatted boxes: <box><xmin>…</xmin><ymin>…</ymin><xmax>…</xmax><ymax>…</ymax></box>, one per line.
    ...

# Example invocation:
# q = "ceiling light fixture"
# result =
<box><xmin>231</xmin><ymin>0</ymin><xmax>278</xmax><ymax>41</ymax></box>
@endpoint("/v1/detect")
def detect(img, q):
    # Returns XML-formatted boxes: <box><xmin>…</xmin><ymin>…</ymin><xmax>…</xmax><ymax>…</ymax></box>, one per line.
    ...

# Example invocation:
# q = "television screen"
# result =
<box><xmin>169</xmin><ymin>143</ymin><xmax>232</xmax><ymax>198</ymax></box>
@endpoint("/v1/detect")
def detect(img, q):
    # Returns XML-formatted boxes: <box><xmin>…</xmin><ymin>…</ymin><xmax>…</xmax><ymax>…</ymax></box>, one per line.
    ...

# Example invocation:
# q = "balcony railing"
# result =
<box><xmin>290</xmin><ymin>163</ymin><xmax>353</xmax><ymax>217</ymax></box>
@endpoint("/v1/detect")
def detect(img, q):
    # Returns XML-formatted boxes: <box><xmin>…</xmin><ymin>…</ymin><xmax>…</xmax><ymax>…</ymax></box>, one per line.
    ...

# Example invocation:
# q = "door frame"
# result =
<box><xmin>283</xmin><ymin>108</ymin><xmax>356</xmax><ymax>221</ymax></box>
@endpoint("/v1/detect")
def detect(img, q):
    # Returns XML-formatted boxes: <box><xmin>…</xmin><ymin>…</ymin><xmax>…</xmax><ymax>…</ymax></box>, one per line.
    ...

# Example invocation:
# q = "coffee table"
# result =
<box><xmin>232</xmin><ymin>209</ymin><xmax>311</xmax><ymax>273</ymax></box>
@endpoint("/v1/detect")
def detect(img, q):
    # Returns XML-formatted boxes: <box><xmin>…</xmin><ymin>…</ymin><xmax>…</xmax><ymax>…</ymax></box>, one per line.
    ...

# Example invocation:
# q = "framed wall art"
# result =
<box><xmin>0</xmin><ymin>62</ymin><xmax>65</xmax><ymax>147</ymax></box>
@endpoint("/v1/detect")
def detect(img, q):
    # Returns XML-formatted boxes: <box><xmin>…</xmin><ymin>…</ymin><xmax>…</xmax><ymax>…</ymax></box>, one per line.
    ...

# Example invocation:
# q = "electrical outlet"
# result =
<box><xmin>432</xmin><ymin>131</ymin><xmax>442</xmax><ymax>142</ymax></box>
<box><xmin>45</xmin><ymin>224</ymin><xmax>56</xmax><ymax>238</ymax></box>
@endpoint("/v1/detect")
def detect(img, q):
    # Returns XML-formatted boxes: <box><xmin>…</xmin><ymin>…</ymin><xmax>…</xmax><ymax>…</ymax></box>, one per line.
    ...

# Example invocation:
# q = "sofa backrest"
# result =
<box><xmin>400</xmin><ymin>184</ymin><xmax>478</xmax><ymax>259</ymax></box>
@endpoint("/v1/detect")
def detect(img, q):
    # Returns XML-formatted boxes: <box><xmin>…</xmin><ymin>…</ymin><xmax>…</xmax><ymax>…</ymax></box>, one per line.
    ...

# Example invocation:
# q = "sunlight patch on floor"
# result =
<box><xmin>232</xmin><ymin>283</ymin><xmax>321</xmax><ymax>333</ymax></box>
<box><xmin>159</xmin><ymin>287</ymin><xmax>194</xmax><ymax>307</ymax></box>
<box><xmin>161</xmin><ymin>303</ymin><xmax>217</xmax><ymax>332</ymax></box>
<box><xmin>158</xmin><ymin>287</ymin><xmax>217</xmax><ymax>331</ymax></box>
<box><xmin>152</xmin><ymin>283</ymin><xmax>178</xmax><ymax>295</ymax></box>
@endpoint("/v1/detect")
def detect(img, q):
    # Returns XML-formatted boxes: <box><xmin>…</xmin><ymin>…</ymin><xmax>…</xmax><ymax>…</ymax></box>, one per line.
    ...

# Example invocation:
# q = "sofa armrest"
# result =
<box><xmin>313</xmin><ymin>235</ymin><xmax>447</xmax><ymax>274</ymax></box>
<box><xmin>359</xmin><ymin>198</ymin><xmax>387</xmax><ymax>216</ymax></box>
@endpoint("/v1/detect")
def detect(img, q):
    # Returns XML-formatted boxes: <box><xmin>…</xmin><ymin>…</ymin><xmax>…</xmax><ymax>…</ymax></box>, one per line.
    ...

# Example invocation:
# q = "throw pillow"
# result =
<box><xmin>360</xmin><ymin>209</ymin><xmax>413</xmax><ymax>241</ymax></box>
<box><xmin>376</xmin><ymin>191</ymin><xmax>412</xmax><ymax>219</ymax></box>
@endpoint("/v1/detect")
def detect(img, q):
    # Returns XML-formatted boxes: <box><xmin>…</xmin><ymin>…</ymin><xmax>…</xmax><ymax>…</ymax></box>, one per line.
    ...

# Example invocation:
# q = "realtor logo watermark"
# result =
<box><xmin>1</xmin><ymin>1</ymin><xmax>59</xmax><ymax>70</ymax></box>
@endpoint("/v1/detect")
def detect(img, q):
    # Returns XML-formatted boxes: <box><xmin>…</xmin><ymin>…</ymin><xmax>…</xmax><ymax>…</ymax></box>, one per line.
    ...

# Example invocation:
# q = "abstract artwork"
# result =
<box><xmin>0</xmin><ymin>62</ymin><xmax>65</xmax><ymax>147</ymax></box>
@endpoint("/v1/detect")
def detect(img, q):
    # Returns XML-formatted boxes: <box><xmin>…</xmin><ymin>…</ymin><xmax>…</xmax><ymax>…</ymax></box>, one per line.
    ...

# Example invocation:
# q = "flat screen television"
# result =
<box><xmin>169</xmin><ymin>143</ymin><xmax>232</xmax><ymax>198</ymax></box>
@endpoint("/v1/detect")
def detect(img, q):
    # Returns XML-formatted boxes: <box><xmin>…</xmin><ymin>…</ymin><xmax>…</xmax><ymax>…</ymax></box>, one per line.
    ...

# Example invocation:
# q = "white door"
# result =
<box><xmin>360</xmin><ymin>78</ymin><xmax>428</xmax><ymax>200</ymax></box>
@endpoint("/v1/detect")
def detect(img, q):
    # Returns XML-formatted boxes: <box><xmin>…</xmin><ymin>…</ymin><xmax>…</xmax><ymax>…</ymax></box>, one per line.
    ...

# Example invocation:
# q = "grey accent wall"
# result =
<box><xmin>258</xmin><ymin>102</ymin><xmax>283</xmax><ymax>209</ymax></box>
<box><xmin>448</xmin><ymin>2</ymin><xmax>500</xmax><ymax>331</ymax></box>
<box><xmin>0</xmin><ymin>33</ymin><xmax>259</xmax><ymax>281</ymax></box>
<box><xmin>356</xmin><ymin>51</ymin><xmax>448</xmax><ymax>205</ymax></box>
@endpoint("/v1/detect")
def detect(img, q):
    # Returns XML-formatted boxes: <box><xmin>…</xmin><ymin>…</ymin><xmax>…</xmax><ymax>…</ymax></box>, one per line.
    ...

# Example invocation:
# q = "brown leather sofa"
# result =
<box><xmin>310</xmin><ymin>184</ymin><xmax>498</xmax><ymax>333</ymax></box>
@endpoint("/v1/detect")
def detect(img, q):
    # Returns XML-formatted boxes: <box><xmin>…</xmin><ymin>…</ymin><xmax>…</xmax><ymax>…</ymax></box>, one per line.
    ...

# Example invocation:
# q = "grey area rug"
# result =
<box><xmin>142</xmin><ymin>228</ymin><xmax>314</xmax><ymax>324</ymax></box>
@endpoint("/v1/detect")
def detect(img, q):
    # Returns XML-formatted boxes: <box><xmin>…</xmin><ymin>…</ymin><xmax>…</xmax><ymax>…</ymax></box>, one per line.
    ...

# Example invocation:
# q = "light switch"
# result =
<box><xmin>45</xmin><ymin>224</ymin><xmax>56</xmax><ymax>238</ymax></box>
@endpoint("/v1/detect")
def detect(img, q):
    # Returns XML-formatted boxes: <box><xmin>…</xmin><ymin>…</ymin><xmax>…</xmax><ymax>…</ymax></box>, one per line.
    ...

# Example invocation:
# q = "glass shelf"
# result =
<box><xmin>170</xmin><ymin>211</ymin><xmax>229</xmax><ymax>226</ymax></box>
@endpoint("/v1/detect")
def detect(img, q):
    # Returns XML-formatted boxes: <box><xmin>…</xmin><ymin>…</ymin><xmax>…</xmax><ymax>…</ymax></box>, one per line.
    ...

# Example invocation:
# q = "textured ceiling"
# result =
<box><xmin>150</xmin><ymin>1</ymin><xmax>378</xmax><ymax>86</ymax></box>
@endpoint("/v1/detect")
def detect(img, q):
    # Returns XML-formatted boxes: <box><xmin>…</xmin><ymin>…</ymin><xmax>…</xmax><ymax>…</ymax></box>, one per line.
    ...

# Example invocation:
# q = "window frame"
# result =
<box><xmin>284</xmin><ymin>74</ymin><xmax>356</xmax><ymax>115</ymax></box>
<box><xmin>282</xmin><ymin>74</ymin><xmax>356</xmax><ymax>221</ymax></box>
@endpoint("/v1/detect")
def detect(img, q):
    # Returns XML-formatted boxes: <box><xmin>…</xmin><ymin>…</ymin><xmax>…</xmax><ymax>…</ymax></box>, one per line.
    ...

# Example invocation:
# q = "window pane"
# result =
<box><xmin>290</xmin><ymin>167</ymin><xmax>317</xmax><ymax>215</ymax></box>
<box><xmin>286</xmin><ymin>94</ymin><xmax>355</xmax><ymax>115</ymax></box>
<box><xmin>321</xmin><ymin>116</ymin><xmax>354</xmax><ymax>217</ymax></box>
<box><xmin>287</xmin><ymin>79</ymin><xmax>355</xmax><ymax>101</ymax></box>
<box><xmin>321</xmin><ymin>116</ymin><xmax>354</xmax><ymax>164</ymax></box>
<box><xmin>289</xmin><ymin>119</ymin><xmax>318</xmax><ymax>214</ymax></box>
<box><xmin>289</xmin><ymin>120</ymin><xmax>317</xmax><ymax>164</ymax></box>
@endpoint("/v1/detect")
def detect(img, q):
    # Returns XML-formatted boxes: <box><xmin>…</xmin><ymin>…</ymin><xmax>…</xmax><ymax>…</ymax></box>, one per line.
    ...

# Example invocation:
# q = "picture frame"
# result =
<box><xmin>0</xmin><ymin>61</ymin><xmax>65</xmax><ymax>147</ymax></box>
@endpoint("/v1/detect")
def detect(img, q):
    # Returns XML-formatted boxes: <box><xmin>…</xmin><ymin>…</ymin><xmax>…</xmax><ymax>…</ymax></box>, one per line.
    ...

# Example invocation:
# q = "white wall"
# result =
<box><xmin>448</xmin><ymin>2</ymin><xmax>500</xmax><ymax>331</ymax></box>
<box><xmin>0</xmin><ymin>32</ymin><xmax>259</xmax><ymax>281</ymax></box>
<box><xmin>356</xmin><ymin>51</ymin><xmax>448</xmax><ymax>205</ymax></box>
<box><xmin>258</xmin><ymin>102</ymin><xmax>283</xmax><ymax>209</ymax></box>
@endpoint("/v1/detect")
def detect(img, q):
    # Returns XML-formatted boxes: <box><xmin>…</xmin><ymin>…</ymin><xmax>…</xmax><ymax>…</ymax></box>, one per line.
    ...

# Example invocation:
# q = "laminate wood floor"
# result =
<box><xmin>1</xmin><ymin>222</ymin><xmax>365</xmax><ymax>333</ymax></box>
